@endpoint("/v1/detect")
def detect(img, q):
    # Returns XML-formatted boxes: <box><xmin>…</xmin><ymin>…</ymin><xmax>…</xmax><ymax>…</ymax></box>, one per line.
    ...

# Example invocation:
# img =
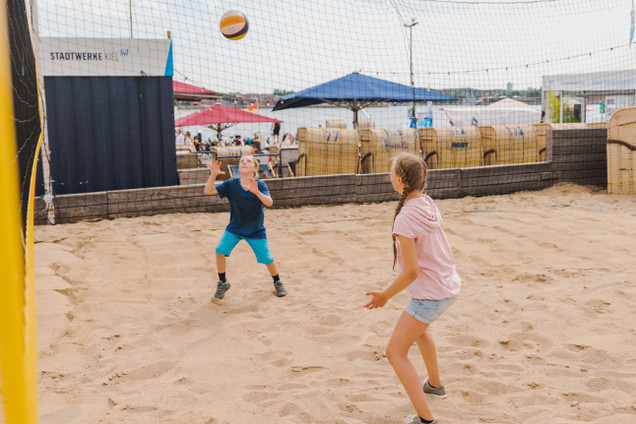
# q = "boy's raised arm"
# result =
<box><xmin>204</xmin><ymin>161</ymin><xmax>225</xmax><ymax>195</ymax></box>
<box><xmin>246</xmin><ymin>177</ymin><xmax>273</xmax><ymax>207</ymax></box>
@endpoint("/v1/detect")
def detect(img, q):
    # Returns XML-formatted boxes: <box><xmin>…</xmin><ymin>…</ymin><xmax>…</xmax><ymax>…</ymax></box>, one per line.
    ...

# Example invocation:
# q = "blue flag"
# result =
<box><xmin>631</xmin><ymin>3</ymin><xmax>635</xmax><ymax>46</ymax></box>
<box><xmin>471</xmin><ymin>117</ymin><xmax>478</xmax><ymax>127</ymax></box>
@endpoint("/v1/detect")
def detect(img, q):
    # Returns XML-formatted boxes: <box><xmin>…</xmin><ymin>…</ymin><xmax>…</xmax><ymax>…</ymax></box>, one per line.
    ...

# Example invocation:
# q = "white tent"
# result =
<box><xmin>419</xmin><ymin>99</ymin><xmax>541</xmax><ymax>127</ymax></box>
<box><xmin>486</xmin><ymin>98</ymin><xmax>535</xmax><ymax>109</ymax></box>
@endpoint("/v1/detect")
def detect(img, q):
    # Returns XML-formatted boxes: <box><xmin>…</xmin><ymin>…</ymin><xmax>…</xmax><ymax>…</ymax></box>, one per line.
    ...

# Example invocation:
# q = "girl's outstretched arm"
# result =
<box><xmin>364</xmin><ymin>235</ymin><xmax>418</xmax><ymax>309</ymax></box>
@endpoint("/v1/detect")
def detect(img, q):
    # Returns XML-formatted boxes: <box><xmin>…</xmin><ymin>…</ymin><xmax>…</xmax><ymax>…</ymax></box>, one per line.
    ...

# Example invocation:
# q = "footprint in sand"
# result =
<box><xmin>317</xmin><ymin>314</ymin><xmax>343</xmax><ymax>326</ymax></box>
<box><xmin>585</xmin><ymin>299</ymin><xmax>612</xmax><ymax>314</ymax></box>
<box><xmin>447</xmin><ymin>334</ymin><xmax>489</xmax><ymax>348</ymax></box>
<box><xmin>290</xmin><ymin>365</ymin><xmax>323</xmax><ymax>374</ymax></box>
<box><xmin>225</xmin><ymin>304</ymin><xmax>260</xmax><ymax>314</ymax></box>
<box><xmin>504</xmin><ymin>332</ymin><xmax>554</xmax><ymax>353</ymax></box>
<box><xmin>243</xmin><ymin>388</ymin><xmax>281</xmax><ymax>403</ymax></box>
<box><xmin>562</xmin><ymin>344</ymin><xmax>613</xmax><ymax>364</ymax></box>
<box><xmin>344</xmin><ymin>347</ymin><xmax>385</xmax><ymax>362</ymax></box>
<box><xmin>561</xmin><ymin>391</ymin><xmax>607</xmax><ymax>404</ymax></box>
<box><xmin>252</xmin><ymin>350</ymin><xmax>293</xmax><ymax>368</ymax></box>
<box><xmin>110</xmin><ymin>360</ymin><xmax>178</xmax><ymax>383</ymax></box>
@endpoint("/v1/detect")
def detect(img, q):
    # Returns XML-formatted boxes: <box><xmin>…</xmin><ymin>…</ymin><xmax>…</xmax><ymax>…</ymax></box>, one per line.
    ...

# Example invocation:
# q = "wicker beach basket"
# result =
<box><xmin>325</xmin><ymin>120</ymin><xmax>347</xmax><ymax>129</ymax></box>
<box><xmin>357</xmin><ymin>119</ymin><xmax>375</xmax><ymax>129</ymax></box>
<box><xmin>585</xmin><ymin>122</ymin><xmax>609</xmax><ymax>129</ymax></box>
<box><xmin>358</xmin><ymin>128</ymin><xmax>419</xmax><ymax>174</ymax></box>
<box><xmin>296</xmin><ymin>127</ymin><xmax>360</xmax><ymax>176</ymax></box>
<box><xmin>265</xmin><ymin>145</ymin><xmax>280</xmax><ymax>154</ymax></box>
<box><xmin>213</xmin><ymin>146</ymin><xmax>254</xmax><ymax>165</ymax></box>
<box><xmin>419</xmin><ymin>126</ymin><xmax>482</xmax><ymax>169</ymax></box>
<box><xmin>607</xmin><ymin>108</ymin><xmax>636</xmax><ymax>194</ymax></box>
<box><xmin>478</xmin><ymin>125</ymin><xmax>539</xmax><ymax>166</ymax></box>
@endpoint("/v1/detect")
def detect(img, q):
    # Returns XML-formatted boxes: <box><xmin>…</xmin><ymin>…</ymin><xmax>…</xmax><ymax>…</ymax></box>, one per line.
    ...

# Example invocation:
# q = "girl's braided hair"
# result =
<box><xmin>391</xmin><ymin>153</ymin><xmax>428</xmax><ymax>269</ymax></box>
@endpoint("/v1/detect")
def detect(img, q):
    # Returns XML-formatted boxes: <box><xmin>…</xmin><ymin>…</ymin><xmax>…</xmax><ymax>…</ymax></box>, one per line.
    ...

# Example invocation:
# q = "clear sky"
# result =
<box><xmin>34</xmin><ymin>0</ymin><xmax>636</xmax><ymax>93</ymax></box>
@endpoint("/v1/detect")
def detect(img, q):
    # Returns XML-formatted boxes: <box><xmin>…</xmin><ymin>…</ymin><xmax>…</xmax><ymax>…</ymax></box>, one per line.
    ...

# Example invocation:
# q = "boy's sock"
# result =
<box><xmin>272</xmin><ymin>274</ymin><xmax>280</xmax><ymax>283</ymax></box>
<box><xmin>218</xmin><ymin>272</ymin><xmax>227</xmax><ymax>282</ymax></box>
<box><xmin>419</xmin><ymin>418</ymin><xmax>434</xmax><ymax>424</ymax></box>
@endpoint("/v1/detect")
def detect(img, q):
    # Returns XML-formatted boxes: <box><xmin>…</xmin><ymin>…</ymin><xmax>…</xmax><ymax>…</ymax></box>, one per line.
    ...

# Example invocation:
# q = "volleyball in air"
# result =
<box><xmin>219</xmin><ymin>10</ymin><xmax>249</xmax><ymax>40</ymax></box>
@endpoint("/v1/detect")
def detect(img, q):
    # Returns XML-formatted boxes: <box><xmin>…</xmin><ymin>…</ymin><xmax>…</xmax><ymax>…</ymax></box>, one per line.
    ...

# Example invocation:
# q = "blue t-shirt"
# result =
<box><xmin>216</xmin><ymin>178</ymin><xmax>270</xmax><ymax>239</ymax></box>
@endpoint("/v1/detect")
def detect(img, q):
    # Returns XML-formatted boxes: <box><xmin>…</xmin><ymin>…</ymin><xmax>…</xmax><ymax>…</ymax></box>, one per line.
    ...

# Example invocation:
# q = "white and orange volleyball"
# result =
<box><xmin>219</xmin><ymin>10</ymin><xmax>249</xmax><ymax>40</ymax></box>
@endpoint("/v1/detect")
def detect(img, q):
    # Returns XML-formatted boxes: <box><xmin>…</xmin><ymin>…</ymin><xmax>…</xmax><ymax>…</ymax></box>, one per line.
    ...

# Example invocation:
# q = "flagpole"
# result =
<box><xmin>630</xmin><ymin>1</ymin><xmax>634</xmax><ymax>47</ymax></box>
<box><xmin>404</xmin><ymin>18</ymin><xmax>418</xmax><ymax>126</ymax></box>
<box><xmin>129</xmin><ymin>0</ymin><xmax>133</xmax><ymax>38</ymax></box>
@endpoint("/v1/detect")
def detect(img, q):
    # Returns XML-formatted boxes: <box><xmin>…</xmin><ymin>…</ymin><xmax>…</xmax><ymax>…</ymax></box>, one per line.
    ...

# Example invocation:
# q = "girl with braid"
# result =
<box><xmin>364</xmin><ymin>152</ymin><xmax>461</xmax><ymax>424</ymax></box>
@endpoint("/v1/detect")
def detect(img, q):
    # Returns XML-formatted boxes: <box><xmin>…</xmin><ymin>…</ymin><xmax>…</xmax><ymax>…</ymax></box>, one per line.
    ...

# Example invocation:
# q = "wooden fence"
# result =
<box><xmin>34</xmin><ymin>129</ymin><xmax>608</xmax><ymax>224</ymax></box>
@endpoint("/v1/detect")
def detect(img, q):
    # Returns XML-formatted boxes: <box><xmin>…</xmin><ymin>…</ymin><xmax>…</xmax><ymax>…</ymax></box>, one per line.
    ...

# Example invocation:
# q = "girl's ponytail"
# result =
<box><xmin>390</xmin><ymin>153</ymin><xmax>428</xmax><ymax>269</ymax></box>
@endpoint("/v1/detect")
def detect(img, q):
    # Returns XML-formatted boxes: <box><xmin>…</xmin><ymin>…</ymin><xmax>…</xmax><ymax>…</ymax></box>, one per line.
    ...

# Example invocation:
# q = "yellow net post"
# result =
<box><xmin>0</xmin><ymin>0</ymin><xmax>39</xmax><ymax>421</ymax></box>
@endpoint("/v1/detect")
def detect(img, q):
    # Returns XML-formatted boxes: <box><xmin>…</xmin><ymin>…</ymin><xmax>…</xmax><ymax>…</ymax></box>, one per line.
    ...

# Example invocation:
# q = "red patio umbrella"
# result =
<box><xmin>175</xmin><ymin>104</ymin><xmax>281</xmax><ymax>141</ymax></box>
<box><xmin>172</xmin><ymin>81</ymin><xmax>218</xmax><ymax>101</ymax></box>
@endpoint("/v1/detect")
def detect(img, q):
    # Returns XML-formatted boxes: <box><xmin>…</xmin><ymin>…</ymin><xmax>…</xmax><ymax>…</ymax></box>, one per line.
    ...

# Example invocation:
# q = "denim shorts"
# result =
<box><xmin>405</xmin><ymin>295</ymin><xmax>458</xmax><ymax>324</ymax></box>
<box><xmin>215</xmin><ymin>231</ymin><xmax>274</xmax><ymax>264</ymax></box>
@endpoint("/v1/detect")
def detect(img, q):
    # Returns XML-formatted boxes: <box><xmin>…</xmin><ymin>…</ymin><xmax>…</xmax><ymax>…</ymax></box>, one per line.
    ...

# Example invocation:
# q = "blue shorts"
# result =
<box><xmin>405</xmin><ymin>295</ymin><xmax>458</xmax><ymax>324</ymax></box>
<box><xmin>215</xmin><ymin>230</ymin><xmax>274</xmax><ymax>265</ymax></box>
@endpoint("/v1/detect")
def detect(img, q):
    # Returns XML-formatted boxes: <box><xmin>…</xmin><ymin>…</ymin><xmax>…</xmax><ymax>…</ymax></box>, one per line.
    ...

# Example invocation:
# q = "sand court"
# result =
<box><xmin>31</xmin><ymin>183</ymin><xmax>636</xmax><ymax>424</ymax></box>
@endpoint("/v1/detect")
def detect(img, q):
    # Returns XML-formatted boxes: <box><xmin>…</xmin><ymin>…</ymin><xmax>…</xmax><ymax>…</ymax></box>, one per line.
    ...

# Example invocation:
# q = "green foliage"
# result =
<box><xmin>546</xmin><ymin>89</ymin><xmax>579</xmax><ymax>123</ymax></box>
<box><xmin>562</xmin><ymin>106</ymin><xmax>578</xmax><ymax>123</ymax></box>
<box><xmin>547</xmin><ymin>89</ymin><xmax>560</xmax><ymax>122</ymax></box>
<box><xmin>273</xmin><ymin>88</ymin><xmax>295</xmax><ymax>96</ymax></box>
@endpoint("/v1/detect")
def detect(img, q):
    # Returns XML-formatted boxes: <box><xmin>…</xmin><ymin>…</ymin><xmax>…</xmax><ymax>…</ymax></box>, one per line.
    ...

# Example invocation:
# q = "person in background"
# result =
<box><xmin>175</xmin><ymin>129</ymin><xmax>185</xmax><ymax>146</ymax></box>
<box><xmin>204</xmin><ymin>138</ymin><xmax>213</xmax><ymax>151</ymax></box>
<box><xmin>281</xmin><ymin>131</ymin><xmax>296</xmax><ymax>145</ymax></box>
<box><xmin>193</xmin><ymin>133</ymin><xmax>203</xmax><ymax>151</ymax></box>
<box><xmin>271</xmin><ymin>121</ymin><xmax>281</xmax><ymax>144</ymax></box>
<box><xmin>184</xmin><ymin>131</ymin><xmax>194</xmax><ymax>148</ymax></box>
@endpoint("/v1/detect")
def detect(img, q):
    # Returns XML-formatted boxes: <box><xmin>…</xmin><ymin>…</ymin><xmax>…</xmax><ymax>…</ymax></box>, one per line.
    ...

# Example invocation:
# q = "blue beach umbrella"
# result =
<box><xmin>272</xmin><ymin>72</ymin><xmax>457</xmax><ymax>127</ymax></box>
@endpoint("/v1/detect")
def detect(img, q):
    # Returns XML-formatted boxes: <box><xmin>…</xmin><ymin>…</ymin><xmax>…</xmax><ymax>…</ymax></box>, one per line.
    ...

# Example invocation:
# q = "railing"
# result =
<box><xmin>178</xmin><ymin>147</ymin><xmax>299</xmax><ymax>179</ymax></box>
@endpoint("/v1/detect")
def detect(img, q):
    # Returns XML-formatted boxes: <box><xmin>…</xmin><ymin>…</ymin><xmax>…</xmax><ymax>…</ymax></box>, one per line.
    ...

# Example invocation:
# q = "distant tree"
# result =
<box><xmin>526</xmin><ymin>88</ymin><xmax>541</xmax><ymax>97</ymax></box>
<box><xmin>273</xmin><ymin>89</ymin><xmax>294</xmax><ymax>96</ymax></box>
<box><xmin>547</xmin><ymin>89</ymin><xmax>561</xmax><ymax>122</ymax></box>
<box><xmin>547</xmin><ymin>89</ymin><xmax>577</xmax><ymax>123</ymax></box>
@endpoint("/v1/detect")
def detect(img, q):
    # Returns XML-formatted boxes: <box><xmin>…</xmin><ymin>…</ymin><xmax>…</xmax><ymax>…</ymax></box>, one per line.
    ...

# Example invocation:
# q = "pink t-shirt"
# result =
<box><xmin>393</xmin><ymin>194</ymin><xmax>461</xmax><ymax>300</ymax></box>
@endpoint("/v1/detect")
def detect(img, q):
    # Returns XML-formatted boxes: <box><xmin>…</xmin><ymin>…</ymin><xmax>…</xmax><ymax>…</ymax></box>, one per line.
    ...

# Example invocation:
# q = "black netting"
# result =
<box><xmin>27</xmin><ymin>0</ymin><xmax>636</xmax><ymax>223</ymax></box>
<box><xmin>8</xmin><ymin>0</ymin><xmax>41</xmax><ymax>229</ymax></box>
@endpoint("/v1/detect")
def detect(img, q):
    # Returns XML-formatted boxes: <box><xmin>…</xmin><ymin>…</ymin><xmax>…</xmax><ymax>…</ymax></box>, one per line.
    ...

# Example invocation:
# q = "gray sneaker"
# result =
<box><xmin>214</xmin><ymin>280</ymin><xmax>231</xmax><ymax>299</ymax></box>
<box><xmin>405</xmin><ymin>415</ymin><xmax>439</xmax><ymax>424</ymax></box>
<box><xmin>422</xmin><ymin>379</ymin><xmax>447</xmax><ymax>399</ymax></box>
<box><xmin>273</xmin><ymin>280</ymin><xmax>287</xmax><ymax>297</ymax></box>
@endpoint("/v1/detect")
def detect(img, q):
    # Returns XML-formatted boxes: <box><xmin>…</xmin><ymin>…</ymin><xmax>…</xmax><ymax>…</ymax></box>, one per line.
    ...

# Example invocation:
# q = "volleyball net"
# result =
<box><xmin>15</xmin><ymin>0</ymin><xmax>636</xmax><ymax>222</ymax></box>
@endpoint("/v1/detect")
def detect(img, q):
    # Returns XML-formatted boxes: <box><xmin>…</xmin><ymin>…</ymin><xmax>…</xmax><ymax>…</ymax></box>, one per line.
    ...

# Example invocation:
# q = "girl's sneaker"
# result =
<box><xmin>422</xmin><ymin>379</ymin><xmax>447</xmax><ymax>398</ymax></box>
<box><xmin>273</xmin><ymin>280</ymin><xmax>287</xmax><ymax>297</ymax></box>
<box><xmin>405</xmin><ymin>415</ymin><xmax>439</xmax><ymax>424</ymax></box>
<box><xmin>214</xmin><ymin>280</ymin><xmax>231</xmax><ymax>299</ymax></box>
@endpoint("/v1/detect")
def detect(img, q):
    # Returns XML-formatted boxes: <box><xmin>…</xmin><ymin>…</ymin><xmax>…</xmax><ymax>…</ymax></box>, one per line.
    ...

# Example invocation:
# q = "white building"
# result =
<box><xmin>542</xmin><ymin>70</ymin><xmax>636</xmax><ymax>123</ymax></box>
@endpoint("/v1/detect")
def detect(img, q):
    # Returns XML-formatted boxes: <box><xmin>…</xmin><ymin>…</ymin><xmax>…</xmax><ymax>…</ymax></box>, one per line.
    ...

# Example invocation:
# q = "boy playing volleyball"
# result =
<box><xmin>204</xmin><ymin>155</ymin><xmax>287</xmax><ymax>299</ymax></box>
<box><xmin>365</xmin><ymin>153</ymin><xmax>461</xmax><ymax>424</ymax></box>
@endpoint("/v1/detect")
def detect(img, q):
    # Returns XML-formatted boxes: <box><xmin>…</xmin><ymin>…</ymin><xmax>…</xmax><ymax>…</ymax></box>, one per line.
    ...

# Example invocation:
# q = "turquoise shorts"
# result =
<box><xmin>215</xmin><ymin>230</ymin><xmax>274</xmax><ymax>265</ymax></box>
<box><xmin>405</xmin><ymin>295</ymin><xmax>458</xmax><ymax>324</ymax></box>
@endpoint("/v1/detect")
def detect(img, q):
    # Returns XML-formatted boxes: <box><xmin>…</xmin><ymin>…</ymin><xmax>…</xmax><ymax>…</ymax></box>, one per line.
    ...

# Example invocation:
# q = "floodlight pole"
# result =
<box><xmin>129</xmin><ymin>0</ymin><xmax>133</xmax><ymax>38</ymax></box>
<box><xmin>404</xmin><ymin>19</ymin><xmax>418</xmax><ymax>122</ymax></box>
